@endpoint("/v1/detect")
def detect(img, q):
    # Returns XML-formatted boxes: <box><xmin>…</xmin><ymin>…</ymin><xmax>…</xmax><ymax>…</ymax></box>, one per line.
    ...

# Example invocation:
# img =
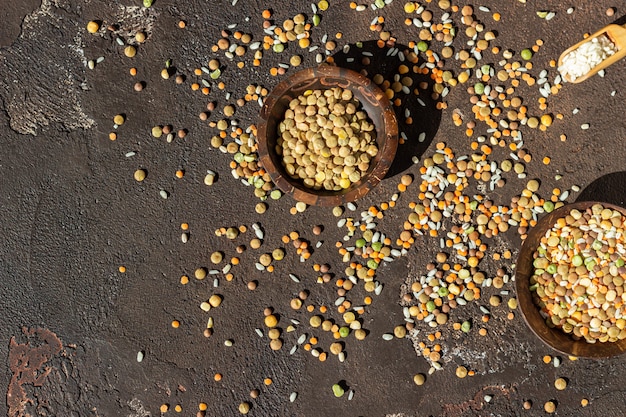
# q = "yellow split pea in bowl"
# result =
<box><xmin>257</xmin><ymin>65</ymin><xmax>398</xmax><ymax>206</ymax></box>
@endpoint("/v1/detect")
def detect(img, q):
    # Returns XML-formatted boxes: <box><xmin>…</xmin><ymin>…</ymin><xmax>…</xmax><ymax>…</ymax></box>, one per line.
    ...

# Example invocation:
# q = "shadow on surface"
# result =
<box><xmin>575</xmin><ymin>171</ymin><xmax>626</xmax><ymax>208</ymax></box>
<box><xmin>612</xmin><ymin>14</ymin><xmax>626</xmax><ymax>26</ymax></box>
<box><xmin>332</xmin><ymin>40</ymin><xmax>442</xmax><ymax>178</ymax></box>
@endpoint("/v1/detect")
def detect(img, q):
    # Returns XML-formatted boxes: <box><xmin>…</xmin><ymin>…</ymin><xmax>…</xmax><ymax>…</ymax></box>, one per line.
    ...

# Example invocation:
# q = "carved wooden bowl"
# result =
<box><xmin>515</xmin><ymin>201</ymin><xmax>626</xmax><ymax>358</ymax></box>
<box><xmin>257</xmin><ymin>65</ymin><xmax>398</xmax><ymax>206</ymax></box>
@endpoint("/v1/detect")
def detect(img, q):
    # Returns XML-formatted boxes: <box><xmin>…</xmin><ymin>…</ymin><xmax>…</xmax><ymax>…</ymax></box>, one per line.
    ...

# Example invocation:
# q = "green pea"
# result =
<box><xmin>210</xmin><ymin>69</ymin><xmax>221</xmax><ymax>79</ymax></box>
<box><xmin>367</xmin><ymin>259</ymin><xmax>379</xmax><ymax>270</ymax></box>
<box><xmin>546</xmin><ymin>264</ymin><xmax>557</xmax><ymax>274</ymax></box>
<box><xmin>313</xmin><ymin>14</ymin><xmax>321</xmax><ymax>26</ymax></box>
<box><xmin>616</xmin><ymin>259</ymin><xmax>625</xmax><ymax>267</ymax></box>
<box><xmin>143</xmin><ymin>0</ymin><xmax>153</xmax><ymax>7</ymax></box>
<box><xmin>273</xmin><ymin>43</ymin><xmax>285</xmax><ymax>53</ymax></box>
<box><xmin>339</xmin><ymin>326</ymin><xmax>350</xmax><ymax>337</ymax></box>
<box><xmin>521</xmin><ymin>48</ymin><xmax>533</xmax><ymax>60</ymax></box>
<box><xmin>332</xmin><ymin>384</ymin><xmax>345</xmax><ymax>397</ymax></box>
<box><xmin>438</xmin><ymin>287</ymin><xmax>449</xmax><ymax>297</ymax></box>
<box><xmin>461</xmin><ymin>320</ymin><xmax>471</xmax><ymax>333</ymax></box>
<box><xmin>417</xmin><ymin>41</ymin><xmax>428</xmax><ymax>52</ymax></box>
<box><xmin>270</xmin><ymin>190</ymin><xmax>282</xmax><ymax>200</ymax></box>
<box><xmin>543</xmin><ymin>201</ymin><xmax>555</xmax><ymax>213</ymax></box>
<box><xmin>371</xmin><ymin>242</ymin><xmax>383</xmax><ymax>252</ymax></box>
<box><xmin>474</xmin><ymin>82</ymin><xmax>485</xmax><ymax>95</ymax></box>
<box><xmin>426</xmin><ymin>300</ymin><xmax>436</xmax><ymax>313</ymax></box>
<box><xmin>572</xmin><ymin>254</ymin><xmax>583</xmax><ymax>266</ymax></box>
<box><xmin>355</xmin><ymin>238</ymin><xmax>366</xmax><ymax>248</ymax></box>
<box><xmin>375</xmin><ymin>0</ymin><xmax>385</xmax><ymax>8</ymax></box>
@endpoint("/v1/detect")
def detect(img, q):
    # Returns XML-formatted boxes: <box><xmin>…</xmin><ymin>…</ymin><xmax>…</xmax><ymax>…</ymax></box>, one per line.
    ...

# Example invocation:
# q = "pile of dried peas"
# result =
<box><xmin>531</xmin><ymin>204</ymin><xmax>626</xmax><ymax>343</ymax></box>
<box><xmin>277</xmin><ymin>87</ymin><xmax>378</xmax><ymax>190</ymax></box>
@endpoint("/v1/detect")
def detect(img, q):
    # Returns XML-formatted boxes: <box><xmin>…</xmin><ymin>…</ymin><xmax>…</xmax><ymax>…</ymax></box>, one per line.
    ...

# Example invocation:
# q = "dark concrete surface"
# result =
<box><xmin>3</xmin><ymin>1</ymin><xmax>626</xmax><ymax>416</ymax></box>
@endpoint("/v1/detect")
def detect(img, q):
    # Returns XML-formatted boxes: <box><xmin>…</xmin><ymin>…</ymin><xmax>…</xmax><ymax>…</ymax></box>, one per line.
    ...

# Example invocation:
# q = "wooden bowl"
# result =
<box><xmin>515</xmin><ymin>201</ymin><xmax>626</xmax><ymax>358</ymax></box>
<box><xmin>257</xmin><ymin>65</ymin><xmax>398</xmax><ymax>206</ymax></box>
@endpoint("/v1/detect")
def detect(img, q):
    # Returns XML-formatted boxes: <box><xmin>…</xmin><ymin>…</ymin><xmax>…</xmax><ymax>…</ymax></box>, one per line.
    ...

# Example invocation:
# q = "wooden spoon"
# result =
<box><xmin>558</xmin><ymin>24</ymin><xmax>626</xmax><ymax>83</ymax></box>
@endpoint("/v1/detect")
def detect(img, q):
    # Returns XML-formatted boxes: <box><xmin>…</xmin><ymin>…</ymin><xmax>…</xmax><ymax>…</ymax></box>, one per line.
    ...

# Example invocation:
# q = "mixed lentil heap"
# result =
<box><xmin>531</xmin><ymin>204</ymin><xmax>626</xmax><ymax>343</ymax></box>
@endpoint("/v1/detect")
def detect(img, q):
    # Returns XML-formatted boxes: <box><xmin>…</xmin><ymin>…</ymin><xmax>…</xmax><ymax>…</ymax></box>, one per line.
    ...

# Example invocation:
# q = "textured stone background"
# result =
<box><xmin>2</xmin><ymin>1</ymin><xmax>626</xmax><ymax>416</ymax></box>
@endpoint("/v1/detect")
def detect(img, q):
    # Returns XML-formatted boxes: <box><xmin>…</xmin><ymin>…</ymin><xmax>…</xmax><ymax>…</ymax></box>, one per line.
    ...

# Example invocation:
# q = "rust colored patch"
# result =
<box><xmin>7</xmin><ymin>327</ymin><xmax>64</xmax><ymax>417</ymax></box>
<box><xmin>441</xmin><ymin>385</ymin><xmax>516</xmax><ymax>417</ymax></box>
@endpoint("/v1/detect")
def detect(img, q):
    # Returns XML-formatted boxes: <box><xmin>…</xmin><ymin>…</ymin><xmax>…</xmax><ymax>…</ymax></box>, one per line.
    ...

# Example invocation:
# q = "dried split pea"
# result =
<box><xmin>195</xmin><ymin>268</ymin><xmax>207</xmax><ymax>280</ymax></box>
<box><xmin>413</xmin><ymin>373</ymin><xmax>426</xmax><ymax>385</ymax></box>
<box><xmin>134</xmin><ymin>169</ymin><xmax>147</xmax><ymax>182</ymax></box>
<box><xmin>87</xmin><ymin>21</ymin><xmax>100</xmax><ymax>33</ymax></box>
<box><xmin>254</xmin><ymin>202</ymin><xmax>267</xmax><ymax>214</ymax></box>
<box><xmin>124</xmin><ymin>46</ymin><xmax>137</xmax><ymax>58</ymax></box>
<box><xmin>210</xmin><ymin>251</ymin><xmax>223</xmax><ymax>264</ymax></box>
<box><xmin>209</xmin><ymin>294</ymin><xmax>222</xmax><ymax>308</ymax></box>
<box><xmin>264</xmin><ymin>314</ymin><xmax>278</xmax><ymax>327</ymax></box>
<box><xmin>544</xmin><ymin>401</ymin><xmax>556</xmax><ymax>413</ymax></box>
<box><xmin>238</xmin><ymin>402</ymin><xmax>250</xmax><ymax>414</ymax></box>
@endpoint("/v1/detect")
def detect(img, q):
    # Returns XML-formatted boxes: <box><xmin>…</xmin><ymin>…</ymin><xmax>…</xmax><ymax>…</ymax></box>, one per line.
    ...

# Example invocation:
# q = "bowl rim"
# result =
<box><xmin>515</xmin><ymin>200</ymin><xmax>626</xmax><ymax>358</ymax></box>
<box><xmin>256</xmin><ymin>65</ymin><xmax>398</xmax><ymax>206</ymax></box>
